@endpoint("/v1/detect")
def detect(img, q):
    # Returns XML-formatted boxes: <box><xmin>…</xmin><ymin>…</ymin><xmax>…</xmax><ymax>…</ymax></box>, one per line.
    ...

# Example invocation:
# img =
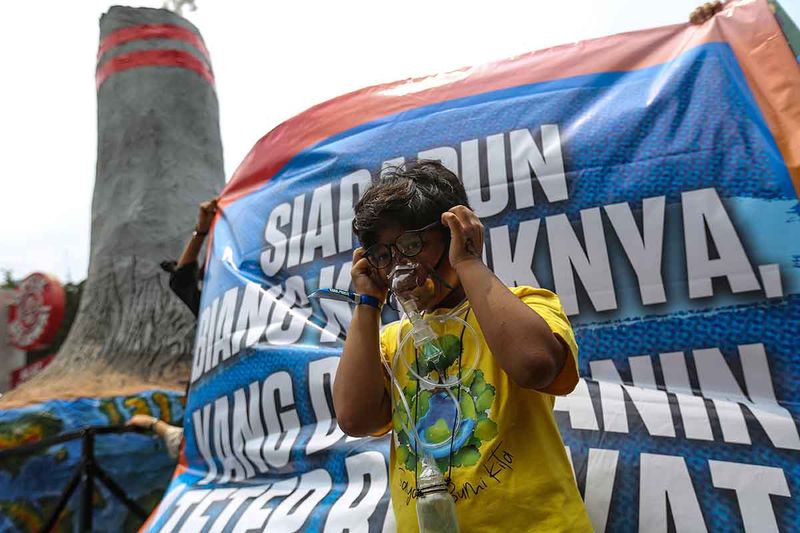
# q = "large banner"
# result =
<box><xmin>145</xmin><ymin>1</ymin><xmax>800</xmax><ymax>531</ymax></box>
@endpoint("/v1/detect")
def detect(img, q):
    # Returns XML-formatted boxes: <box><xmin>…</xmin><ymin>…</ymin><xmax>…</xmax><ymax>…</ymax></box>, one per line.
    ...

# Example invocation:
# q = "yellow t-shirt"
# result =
<box><xmin>378</xmin><ymin>286</ymin><xmax>592</xmax><ymax>532</ymax></box>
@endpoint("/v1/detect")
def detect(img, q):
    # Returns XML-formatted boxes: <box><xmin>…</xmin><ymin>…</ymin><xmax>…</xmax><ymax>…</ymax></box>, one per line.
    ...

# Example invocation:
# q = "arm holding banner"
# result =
<box><xmin>176</xmin><ymin>198</ymin><xmax>218</xmax><ymax>268</ymax></box>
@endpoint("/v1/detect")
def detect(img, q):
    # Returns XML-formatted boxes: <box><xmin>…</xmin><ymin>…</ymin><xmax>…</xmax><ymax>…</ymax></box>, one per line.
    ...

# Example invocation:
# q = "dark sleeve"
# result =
<box><xmin>169</xmin><ymin>261</ymin><xmax>201</xmax><ymax>317</ymax></box>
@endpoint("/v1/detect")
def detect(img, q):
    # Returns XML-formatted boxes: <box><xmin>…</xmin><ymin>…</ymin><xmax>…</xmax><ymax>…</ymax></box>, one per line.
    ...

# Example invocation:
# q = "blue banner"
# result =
<box><xmin>146</xmin><ymin>1</ymin><xmax>800</xmax><ymax>531</ymax></box>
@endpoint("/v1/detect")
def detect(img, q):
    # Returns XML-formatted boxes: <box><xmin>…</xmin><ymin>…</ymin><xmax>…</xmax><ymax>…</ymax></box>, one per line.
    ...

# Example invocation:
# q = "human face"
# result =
<box><xmin>371</xmin><ymin>221</ymin><xmax>459</xmax><ymax>310</ymax></box>
<box><xmin>363</xmin><ymin>221</ymin><xmax>442</xmax><ymax>269</ymax></box>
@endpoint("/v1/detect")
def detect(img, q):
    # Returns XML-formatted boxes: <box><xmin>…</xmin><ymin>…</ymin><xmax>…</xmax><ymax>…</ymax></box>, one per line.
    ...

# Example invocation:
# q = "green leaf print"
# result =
<box><xmin>404</xmin><ymin>448</ymin><xmax>417</xmax><ymax>471</ymax></box>
<box><xmin>452</xmin><ymin>445</ymin><xmax>481</xmax><ymax>467</ymax></box>
<box><xmin>393</xmin><ymin>407</ymin><xmax>408</xmax><ymax>434</ymax></box>
<box><xmin>397</xmin><ymin>444</ymin><xmax>409</xmax><ymax>465</ymax></box>
<box><xmin>474</xmin><ymin>418</ymin><xmax>498</xmax><ymax>441</ymax></box>
<box><xmin>459</xmin><ymin>392</ymin><xmax>476</xmax><ymax>420</ymax></box>
<box><xmin>462</xmin><ymin>370</ymin><xmax>476</xmax><ymax>389</ymax></box>
<box><xmin>425</xmin><ymin>418</ymin><xmax>452</xmax><ymax>443</ymax></box>
<box><xmin>397</xmin><ymin>430</ymin><xmax>409</xmax><ymax>447</ymax></box>
<box><xmin>475</xmin><ymin>387</ymin><xmax>496</xmax><ymax>412</ymax></box>
<box><xmin>416</xmin><ymin>390</ymin><xmax>432</xmax><ymax>417</ymax></box>
<box><xmin>470</xmin><ymin>371</ymin><xmax>487</xmax><ymax>398</ymax></box>
<box><xmin>465</xmin><ymin>435</ymin><xmax>483</xmax><ymax>449</ymax></box>
<box><xmin>438</xmin><ymin>334</ymin><xmax>462</xmax><ymax>368</ymax></box>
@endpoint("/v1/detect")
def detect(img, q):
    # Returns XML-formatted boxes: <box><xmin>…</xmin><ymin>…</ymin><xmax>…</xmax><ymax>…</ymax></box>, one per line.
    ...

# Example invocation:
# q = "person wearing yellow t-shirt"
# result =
<box><xmin>332</xmin><ymin>160</ymin><xmax>592</xmax><ymax>532</ymax></box>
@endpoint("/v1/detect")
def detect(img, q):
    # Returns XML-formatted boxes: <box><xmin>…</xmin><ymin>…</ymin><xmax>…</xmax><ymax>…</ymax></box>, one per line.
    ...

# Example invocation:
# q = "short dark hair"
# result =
<box><xmin>353</xmin><ymin>160</ymin><xmax>470</xmax><ymax>247</ymax></box>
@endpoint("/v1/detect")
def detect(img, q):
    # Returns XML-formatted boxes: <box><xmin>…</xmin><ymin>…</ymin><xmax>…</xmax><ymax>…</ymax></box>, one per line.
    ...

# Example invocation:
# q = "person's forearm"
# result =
<box><xmin>333</xmin><ymin>305</ymin><xmax>391</xmax><ymax>436</ymax></box>
<box><xmin>454</xmin><ymin>259</ymin><xmax>565</xmax><ymax>389</ymax></box>
<box><xmin>177</xmin><ymin>232</ymin><xmax>206</xmax><ymax>267</ymax></box>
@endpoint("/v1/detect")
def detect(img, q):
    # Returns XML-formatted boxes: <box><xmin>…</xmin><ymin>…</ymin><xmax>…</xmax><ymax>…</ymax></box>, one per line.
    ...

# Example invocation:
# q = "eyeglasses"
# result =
<box><xmin>364</xmin><ymin>221</ymin><xmax>442</xmax><ymax>269</ymax></box>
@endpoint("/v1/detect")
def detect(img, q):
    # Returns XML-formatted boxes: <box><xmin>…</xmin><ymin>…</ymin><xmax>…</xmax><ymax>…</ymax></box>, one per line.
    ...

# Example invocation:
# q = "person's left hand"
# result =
<box><xmin>441</xmin><ymin>205</ymin><xmax>484</xmax><ymax>269</ymax></box>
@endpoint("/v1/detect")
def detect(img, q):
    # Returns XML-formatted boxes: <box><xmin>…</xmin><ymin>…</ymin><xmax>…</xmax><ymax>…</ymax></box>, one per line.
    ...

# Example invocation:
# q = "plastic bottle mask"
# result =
<box><xmin>389</xmin><ymin>262</ymin><xmax>438</xmax><ymax>313</ymax></box>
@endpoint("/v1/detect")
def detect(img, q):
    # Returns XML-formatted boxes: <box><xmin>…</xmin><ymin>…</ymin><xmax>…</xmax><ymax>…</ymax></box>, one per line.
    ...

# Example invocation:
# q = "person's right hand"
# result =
<box><xmin>196</xmin><ymin>198</ymin><xmax>218</xmax><ymax>233</ymax></box>
<box><xmin>351</xmin><ymin>247</ymin><xmax>389</xmax><ymax>302</ymax></box>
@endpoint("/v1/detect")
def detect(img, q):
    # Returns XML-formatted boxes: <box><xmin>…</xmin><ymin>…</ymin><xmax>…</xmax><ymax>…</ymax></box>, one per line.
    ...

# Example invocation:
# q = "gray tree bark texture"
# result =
<box><xmin>4</xmin><ymin>6</ymin><xmax>224</xmax><ymax>405</ymax></box>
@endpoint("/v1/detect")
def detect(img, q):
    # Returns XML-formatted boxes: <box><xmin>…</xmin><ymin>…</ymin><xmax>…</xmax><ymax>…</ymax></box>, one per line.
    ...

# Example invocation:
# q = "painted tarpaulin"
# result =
<box><xmin>143</xmin><ymin>1</ymin><xmax>800</xmax><ymax>531</ymax></box>
<box><xmin>0</xmin><ymin>391</ymin><xmax>185</xmax><ymax>532</ymax></box>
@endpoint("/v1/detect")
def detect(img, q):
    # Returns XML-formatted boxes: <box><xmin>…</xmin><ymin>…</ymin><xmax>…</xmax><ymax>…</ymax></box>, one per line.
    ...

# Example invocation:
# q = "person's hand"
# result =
<box><xmin>441</xmin><ymin>205</ymin><xmax>484</xmax><ymax>269</ymax></box>
<box><xmin>196</xmin><ymin>198</ymin><xmax>218</xmax><ymax>234</ymax></box>
<box><xmin>690</xmin><ymin>1</ymin><xmax>723</xmax><ymax>24</ymax></box>
<box><xmin>351</xmin><ymin>247</ymin><xmax>389</xmax><ymax>302</ymax></box>
<box><xmin>127</xmin><ymin>414</ymin><xmax>158</xmax><ymax>430</ymax></box>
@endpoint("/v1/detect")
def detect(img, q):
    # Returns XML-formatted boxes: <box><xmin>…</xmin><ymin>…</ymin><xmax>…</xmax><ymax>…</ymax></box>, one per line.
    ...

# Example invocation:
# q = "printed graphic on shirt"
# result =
<box><xmin>391</xmin><ymin>329</ymin><xmax>497</xmax><ymax>476</ymax></box>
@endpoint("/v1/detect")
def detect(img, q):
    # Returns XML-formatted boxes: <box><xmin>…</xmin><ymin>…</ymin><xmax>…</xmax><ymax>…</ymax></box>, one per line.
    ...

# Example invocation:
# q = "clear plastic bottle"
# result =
<box><xmin>390</xmin><ymin>264</ymin><xmax>446</xmax><ymax>371</ymax></box>
<box><xmin>416</xmin><ymin>454</ymin><xmax>460</xmax><ymax>533</ymax></box>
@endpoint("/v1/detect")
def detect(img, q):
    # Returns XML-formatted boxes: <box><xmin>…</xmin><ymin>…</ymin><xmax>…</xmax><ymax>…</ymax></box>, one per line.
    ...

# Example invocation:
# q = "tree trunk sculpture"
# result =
<box><xmin>3</xmin><ymin>6</ymin><xmax>224</xmax><ymax>406</ymax></box>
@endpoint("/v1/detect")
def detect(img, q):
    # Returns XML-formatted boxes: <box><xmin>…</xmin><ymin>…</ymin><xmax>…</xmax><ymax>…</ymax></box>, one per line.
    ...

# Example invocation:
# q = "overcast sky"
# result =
<box><xmin>2</xmin><ymin>0</ymin><xmax>793</xmax><ymax>283</ymax></box>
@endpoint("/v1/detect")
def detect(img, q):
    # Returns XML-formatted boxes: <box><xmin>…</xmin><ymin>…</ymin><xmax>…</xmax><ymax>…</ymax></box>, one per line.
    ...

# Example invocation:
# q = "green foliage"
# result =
<box><xmin>461</xmin><ymin>369</ymin><xmax>476</xmax><ymax>388</ymax></box>
<box><xmin>397</xmin><ymin>445</ymin><xmax>410</xmax><ymax>468</ymax></box>
<box><xmin>0</xmin><ymin>412</ymin><xmax>65</xmax><ymax>477</ymax></box>
<box><xmin>452</xmin><ymin>445</ymin><xmax>481</xmax><ymax>467</ymax></box>
<box><xmin>474</xmin><ymin>418</ymin><xmax>498</xmax><ymax>441</ymax></box>
<box><xmin>475</xmin><ymin>387</ymin><xmax>496</xmax><ymax>412</ymax></box>
<box><xmin>459</xmin><ymin>392</ymin><xmax>476</xmax><ymax>420</ymax></box>
<box><xmin>464</xmin><ymin>434</ymin><xmax>483</xmax><ymax>449</ymax></box>
<box><xmin>393</xmin><ymin>406</ymin><xmax>409</xmax><ymax>434</ymax></box>
<box><xmin>416</xmin><ymin>390</ymin><xmax>432</xmax><ymax>417</ymax></box>
<box><xmin>424</xmin><ymin>418</ymin><xmax>452</xmax><ymax>443</ymax></box>
<box><xmin>418</xmin><ymin>334</ymin><xmax>463</xmax><ymax>380</ymax></box>
<box><xmin>403</xmin><ymin>447</ymin><xmax>417</xmax><ymax>471</ymax></box>
<box><xmin>469</xmin><ymin>371</ymin><xmax>487</xmax><ymax>397</ymax></box>
<box><xmin>396</xmin><ymin>369</ymin><xmax>499</xmax><ymax>475</ymax></box>
<box><xmin>1</xmin><ymin>269</ymin><xmax>16</xmax><ymax>289</ymax></box>
<box><xmin>438</xmin><ymin>334</ymin><xmax>462</xmax><ymax>369</ymax></box>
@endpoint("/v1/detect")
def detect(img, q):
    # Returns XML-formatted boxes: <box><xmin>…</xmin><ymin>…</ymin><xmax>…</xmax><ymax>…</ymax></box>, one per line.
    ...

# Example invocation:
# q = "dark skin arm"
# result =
<box><xmin>442</xmin><ymin>206</ymin><xmax>567</xmax><ymax>390</ymax></box>
<box><xmin>332</xmin><ymin>248</ymin><xmax>392</xmax><ymax>436</ymax></box>
<box><xmin>333</xmin><ymin>204</ymin><xmax>568</xmax><ymax>435</ymax></box>
<box><xmin>177</xmin><ymin>199</ymin><xmax>218</xmax><ymax>268</ymax></box>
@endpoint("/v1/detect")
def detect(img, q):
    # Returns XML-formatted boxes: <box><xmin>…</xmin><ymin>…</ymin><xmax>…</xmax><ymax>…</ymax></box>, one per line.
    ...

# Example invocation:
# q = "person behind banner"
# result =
<box><xmin>160</xmin><ymin>198</ymin><xmax>218</xmax><ymax>317</ymax></box>
<box><xmin>333</xmin><ymin>161</ymin><xmax>591</xmax><ymax>532</ymax></box>
<box><xmin>689</xmin><ymin>1</ymin><xmax>723</xmax><ymax>24</ymax></box>
<box><xmin>127</xmin><ymin>414</ymin><xmax>184</xmax><ymax>460</ymax></box>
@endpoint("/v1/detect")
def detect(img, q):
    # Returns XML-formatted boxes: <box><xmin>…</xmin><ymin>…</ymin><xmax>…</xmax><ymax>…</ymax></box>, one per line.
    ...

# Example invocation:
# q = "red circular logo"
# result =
<box><xmin>7</xmin><ymin>273</ymin><xmax>66</xmax><ymax>351</ymax></box>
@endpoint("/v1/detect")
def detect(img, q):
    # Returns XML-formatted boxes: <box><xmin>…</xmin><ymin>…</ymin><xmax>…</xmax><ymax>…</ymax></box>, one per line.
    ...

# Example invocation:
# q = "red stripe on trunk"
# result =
<box><xmin>98</xmin><ymin>23</ymin><xmax>210</xmax><ymax>63</ymax></box>
<box><xmin>96</xmin><ymin>49</ymin><xmax>215</xmax><ymax>89</ymax></box>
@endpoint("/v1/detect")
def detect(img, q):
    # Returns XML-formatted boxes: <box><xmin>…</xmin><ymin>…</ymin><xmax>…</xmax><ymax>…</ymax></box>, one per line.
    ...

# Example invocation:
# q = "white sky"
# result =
<box><xmin>2</xmin><ymin>0</ymin><xmax>790</xmax><ymax>283</ymax></box>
